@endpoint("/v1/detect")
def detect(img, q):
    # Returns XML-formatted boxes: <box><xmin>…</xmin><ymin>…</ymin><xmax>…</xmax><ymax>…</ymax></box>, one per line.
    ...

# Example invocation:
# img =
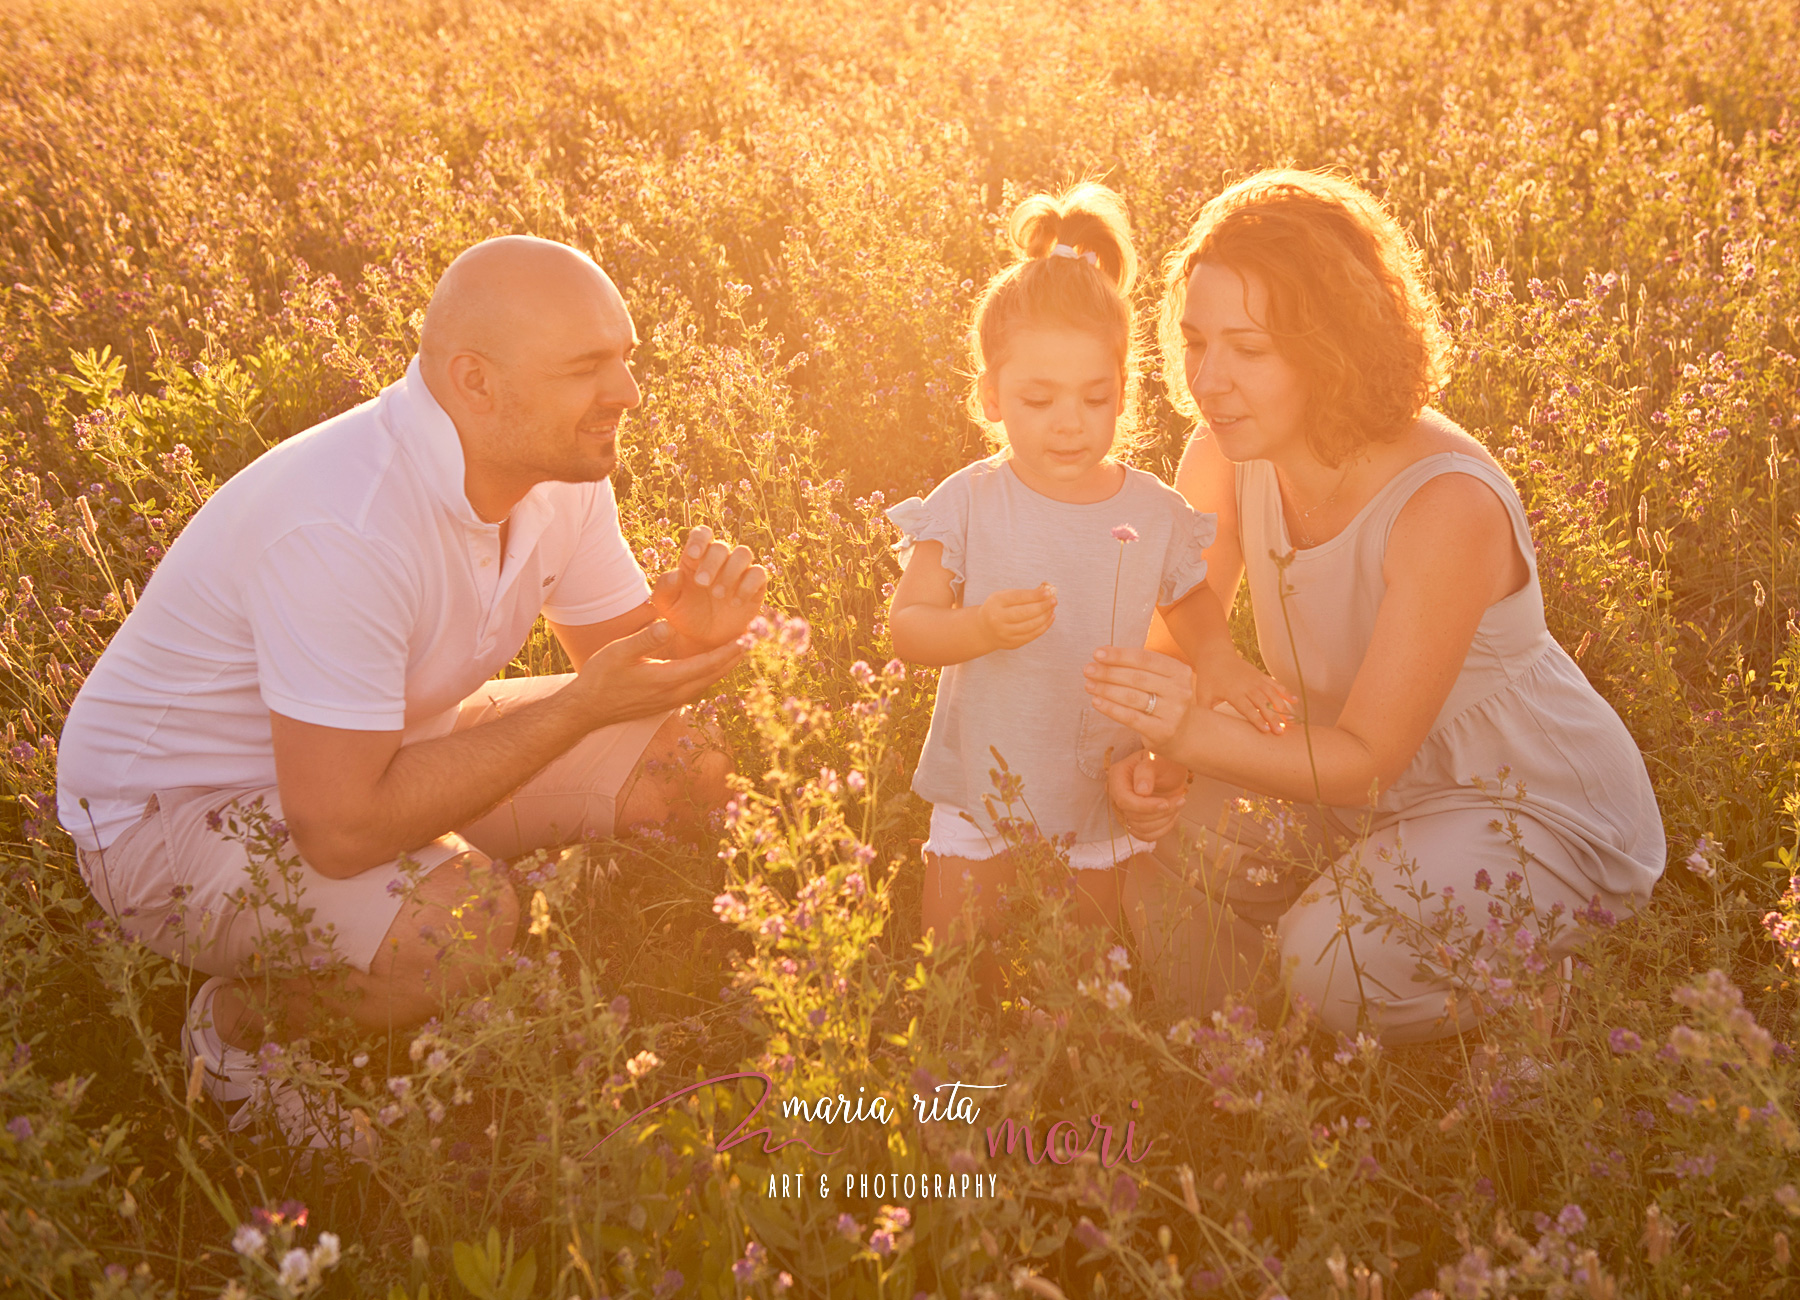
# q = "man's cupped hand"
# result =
<box><xmin>649</xmin><ymin>525</ymin><xmax>770</xmax><ymax>655</ymax></box>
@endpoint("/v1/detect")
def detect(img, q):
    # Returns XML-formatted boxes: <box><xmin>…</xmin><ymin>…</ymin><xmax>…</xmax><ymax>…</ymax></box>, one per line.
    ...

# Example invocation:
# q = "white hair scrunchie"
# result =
<box><xmin>1050</xmin><ymin>243</ymin><xmax>1100</xmax><ymax>267</ymax></box>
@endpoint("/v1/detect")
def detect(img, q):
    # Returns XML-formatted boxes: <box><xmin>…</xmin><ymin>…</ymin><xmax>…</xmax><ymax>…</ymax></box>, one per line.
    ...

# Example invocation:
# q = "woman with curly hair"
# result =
<box><xmin>1084</xmin><ymin>171</ymin><xmax>1665</xmax><ymax>1040</ymax></box>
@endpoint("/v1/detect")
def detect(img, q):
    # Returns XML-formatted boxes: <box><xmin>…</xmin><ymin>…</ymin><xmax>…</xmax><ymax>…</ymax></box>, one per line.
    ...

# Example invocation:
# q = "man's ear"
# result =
<box><xmin>446</xmin><ymin>351</ymin><xmax>498</xmax><ymax>413</ymax></box>
<box><xmin>978</xmin><ymin>372</ymin><xmax>1002</xmax><ymax>424</ymax></box>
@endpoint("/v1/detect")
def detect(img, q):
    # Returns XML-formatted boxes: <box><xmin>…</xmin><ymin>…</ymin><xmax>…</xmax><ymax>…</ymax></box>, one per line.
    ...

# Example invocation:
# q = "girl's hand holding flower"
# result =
<box><xmin>979</xmin><ymin>582</ymin><xmax>1057</xmax><ymax>650</ymax></box>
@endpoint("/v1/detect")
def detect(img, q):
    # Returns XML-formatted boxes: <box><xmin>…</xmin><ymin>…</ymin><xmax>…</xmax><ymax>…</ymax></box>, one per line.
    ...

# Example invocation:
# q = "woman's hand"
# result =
<box><xmin>1083</xmin><ymin>646</ymin><xmax>1196</xmax><ymax>749</ymax></box>
<box><xmin>1194</xmin><ymin>645</ymin><xmax>1295</xmax><ymax>735</ymax></box>
<box><xmin>1107</xmin><ymin>750</ymin><xmax>1190</xmax><ymax>841</ymax></box>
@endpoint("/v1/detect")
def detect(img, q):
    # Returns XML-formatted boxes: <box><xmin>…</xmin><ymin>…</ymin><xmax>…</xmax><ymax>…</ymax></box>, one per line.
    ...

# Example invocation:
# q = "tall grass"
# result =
<box><xmin>3</xmin><ymin>0</ymin><xmax>1799</xmax><ymax>1295</ymax></box>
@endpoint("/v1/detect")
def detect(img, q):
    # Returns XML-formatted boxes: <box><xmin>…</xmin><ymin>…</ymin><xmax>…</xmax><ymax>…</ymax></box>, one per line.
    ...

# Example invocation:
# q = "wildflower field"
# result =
<box><xmin>5</xmin><ymin>0</ymin><xmax>1800</xmax><ymax>1294</ymax></box>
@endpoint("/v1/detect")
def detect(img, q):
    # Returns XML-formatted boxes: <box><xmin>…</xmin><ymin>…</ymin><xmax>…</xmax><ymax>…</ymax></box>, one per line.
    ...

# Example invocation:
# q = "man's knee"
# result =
<box><xmin>375</xmin><ymin>850</ymin><xmax>518</xmax><ymax>975</ymax></box>
<box><xmin>684</xmin><ymin>739</ymin><xmax>733</xmax><ymax>811</ymax></box>
<box><xmin>671</xmin><ymin>712</ymin><xmax>733</xmax><ymax>801</ymax></box>
<box><xmin>620</xmin><ymin>712</ymin><xmax>733</xmax><ymax>826</ymax></box>
<box><xmin>437</xmin><ymin>851</ymin><xmax>520</xmax><ymax>957</ymax></box>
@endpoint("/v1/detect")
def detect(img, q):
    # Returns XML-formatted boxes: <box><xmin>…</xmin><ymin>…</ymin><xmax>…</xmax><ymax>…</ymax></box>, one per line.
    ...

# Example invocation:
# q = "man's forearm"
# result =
<box><xmin>279</xmin><ymin>621</ymin><xmax>740</xmax><ymax>878</ymax></box>
<box><xmin>286</xmin><ymin>683</ymin><xmax>603</xmax><ymax>878</ymax></box>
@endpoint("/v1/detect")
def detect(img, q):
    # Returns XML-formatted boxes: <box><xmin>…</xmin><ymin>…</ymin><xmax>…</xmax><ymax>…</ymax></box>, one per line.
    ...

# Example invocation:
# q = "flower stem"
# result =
<box><xmin>1110</xmin><ymin>541</ymin><xmax>1124</xmax><ymax>645</ymax></box>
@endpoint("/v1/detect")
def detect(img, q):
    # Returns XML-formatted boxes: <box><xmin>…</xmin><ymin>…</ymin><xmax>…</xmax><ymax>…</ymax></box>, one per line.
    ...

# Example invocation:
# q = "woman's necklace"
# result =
<box><xmin>1284</xmin><ymin>463</ymin><xmax>1354</xmax><ymax>548</ymax></box>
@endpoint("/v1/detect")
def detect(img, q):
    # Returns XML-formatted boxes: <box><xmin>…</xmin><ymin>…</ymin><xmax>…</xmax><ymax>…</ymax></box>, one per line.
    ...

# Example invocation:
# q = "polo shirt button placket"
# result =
<box><xmin>472</xmin><ymin>528</ymin><xmax>502</xmax><ymax>657</ymax></box>
<box><xmin>471</xmin><ymin>528</ymin><xmax>499</xmax><ymax>605</ymax></box>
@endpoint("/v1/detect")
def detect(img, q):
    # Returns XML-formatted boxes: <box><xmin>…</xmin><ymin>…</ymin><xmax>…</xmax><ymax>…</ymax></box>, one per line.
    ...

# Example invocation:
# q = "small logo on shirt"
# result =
<box><xmin>542</xmin><ymin>574</ymin><xmax>557</xmax><ymax>587</ymax></box>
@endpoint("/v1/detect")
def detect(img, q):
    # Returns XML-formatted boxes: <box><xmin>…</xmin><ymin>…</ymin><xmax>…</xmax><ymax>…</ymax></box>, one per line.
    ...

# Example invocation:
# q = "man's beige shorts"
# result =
<box><xmin>77</xmin><ymin>675</ymin><xmax>672</xmax><ymax>977</ymax></box>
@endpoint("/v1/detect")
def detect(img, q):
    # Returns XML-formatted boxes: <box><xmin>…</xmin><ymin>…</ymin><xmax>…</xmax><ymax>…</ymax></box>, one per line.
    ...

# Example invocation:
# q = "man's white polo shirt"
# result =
<box><xmin>56</xmin><ymin>356</ymin><xmax>651</xmax><ymax>852</ymax></box>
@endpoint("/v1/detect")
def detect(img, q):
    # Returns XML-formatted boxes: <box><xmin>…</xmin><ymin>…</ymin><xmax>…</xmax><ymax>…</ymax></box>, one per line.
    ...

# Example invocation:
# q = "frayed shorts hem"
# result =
<box><xmin>923</xmin><ymin>804</ymin><xmax>1154</xmax><ymax>872</ymax></box>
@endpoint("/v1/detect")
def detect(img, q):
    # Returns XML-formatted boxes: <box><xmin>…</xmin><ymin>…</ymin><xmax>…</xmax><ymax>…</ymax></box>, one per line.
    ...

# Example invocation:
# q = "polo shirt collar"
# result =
<box><xmin>389</xmin><ymin>355</ymin><xmax>492</xmax><ymax>529</ymax></box>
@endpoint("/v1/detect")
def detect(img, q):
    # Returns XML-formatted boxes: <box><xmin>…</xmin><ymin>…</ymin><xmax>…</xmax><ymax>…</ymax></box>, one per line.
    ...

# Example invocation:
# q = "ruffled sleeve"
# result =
<box><xmin>886</xmin><ymin>479</ymin><xmax>970</xmax><ymax>588</ymax></box>
<box><xmin>1158</xmin><ymin>500</ymin><xmax>1217</xmax><ymax>605</ymax></box>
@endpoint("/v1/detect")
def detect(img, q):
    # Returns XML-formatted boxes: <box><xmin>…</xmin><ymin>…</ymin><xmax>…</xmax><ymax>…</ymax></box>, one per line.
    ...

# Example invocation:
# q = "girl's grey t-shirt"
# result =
<box><xmin>887</xmin><ymin>454</ymin><xmax>1214</xmax><ymax>844</ymax></box>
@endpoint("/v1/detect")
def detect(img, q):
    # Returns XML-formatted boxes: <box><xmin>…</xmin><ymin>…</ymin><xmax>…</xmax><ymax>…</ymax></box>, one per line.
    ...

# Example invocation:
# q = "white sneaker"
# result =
<box><xmin>182</xmin><ymin>977</ymin><xmax>376</xmax><ymax>1165</ymax></box>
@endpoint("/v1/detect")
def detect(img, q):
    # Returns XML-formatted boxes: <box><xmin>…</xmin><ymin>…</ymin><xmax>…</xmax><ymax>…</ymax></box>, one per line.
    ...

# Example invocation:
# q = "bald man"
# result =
<box><xmin>56</xmin><ymin>237</ymin><xmax>764</xmax><ymax>1156</ymax></box>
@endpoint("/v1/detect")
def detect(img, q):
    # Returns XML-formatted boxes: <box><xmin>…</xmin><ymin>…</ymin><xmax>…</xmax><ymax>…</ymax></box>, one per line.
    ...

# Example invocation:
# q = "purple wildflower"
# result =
<box><xmin>1111</xmin><ymin>1171</ymin><xmax>1139</xmax><ymax>1213</ymax></box>
<box><xmin>1074</xmin><ymin>1216</ymin><xmax>1109</xmax><ymax>1251</ymax></box>
<box><xmin>1673</xmin><ymin>1152</ymin><xmax>1717</xmax><ymax>1180</ymax></box>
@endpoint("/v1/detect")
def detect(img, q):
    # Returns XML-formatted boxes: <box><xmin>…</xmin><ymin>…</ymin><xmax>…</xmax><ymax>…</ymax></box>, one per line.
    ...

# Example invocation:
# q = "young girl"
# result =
<box><xmin>886</xmin><ymin>183</ymin><xmax>1287</xmax><ymax>956</ymax></box>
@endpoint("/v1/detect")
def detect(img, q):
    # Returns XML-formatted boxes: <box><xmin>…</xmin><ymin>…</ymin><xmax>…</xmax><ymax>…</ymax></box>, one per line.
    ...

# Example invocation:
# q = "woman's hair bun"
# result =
<box><xmin>1006</xmin><ymin>182</ymin><xmax>1137</xmax><ymax>294</ymax></box>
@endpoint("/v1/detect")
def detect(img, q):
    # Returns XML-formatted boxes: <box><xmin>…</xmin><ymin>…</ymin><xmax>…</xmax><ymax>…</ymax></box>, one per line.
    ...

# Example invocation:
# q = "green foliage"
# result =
<box><xmin>452</xmin><ymin>1229</ymin><xmax>537</xmax><ymax>1300</ymax></box>
<box><xmin>3</xmin><ymin>0</ymin><xmax>1800</xmax><ymax>1296</ymax></box>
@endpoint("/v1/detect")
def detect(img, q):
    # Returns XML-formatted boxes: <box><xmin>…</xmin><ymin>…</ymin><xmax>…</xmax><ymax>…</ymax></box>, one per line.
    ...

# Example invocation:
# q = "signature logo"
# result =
<box><xmin>585</xmin><ymin>1071</ymin><xmax>843</xmax><ymax>1159</ymax></box>
<box><xmin>583</xmin><ymin>1073</ymin><xmax>1153</xmax><ymax>1169</ymax></box>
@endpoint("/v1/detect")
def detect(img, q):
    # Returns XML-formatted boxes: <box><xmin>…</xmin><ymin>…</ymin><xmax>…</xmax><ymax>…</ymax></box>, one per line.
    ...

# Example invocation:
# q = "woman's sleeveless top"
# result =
<box><xmin>1236</xmin><ymin>452</ymin><xmax>1665</xmax><ymax>902</ymax></box>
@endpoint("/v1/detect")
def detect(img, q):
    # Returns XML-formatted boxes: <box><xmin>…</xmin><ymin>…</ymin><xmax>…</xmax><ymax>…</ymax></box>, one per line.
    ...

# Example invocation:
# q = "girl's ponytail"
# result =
<box><xmin>969</xmin><ymin>182</ymin><xmax>1143</xmax><ymax>452</ymax></box>
<box><xmin>1007</xmin><ymin>183</ymin><xmax>1137</xmax><ymax>294</ymax></box>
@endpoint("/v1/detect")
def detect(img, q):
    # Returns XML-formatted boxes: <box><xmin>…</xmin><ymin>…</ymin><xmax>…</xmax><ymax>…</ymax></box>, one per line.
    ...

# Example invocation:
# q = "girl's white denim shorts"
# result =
<box><xmin>923</xmin><ymin>804</ymin><xmax>1155</xmax><ymax>872</ymax></box>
